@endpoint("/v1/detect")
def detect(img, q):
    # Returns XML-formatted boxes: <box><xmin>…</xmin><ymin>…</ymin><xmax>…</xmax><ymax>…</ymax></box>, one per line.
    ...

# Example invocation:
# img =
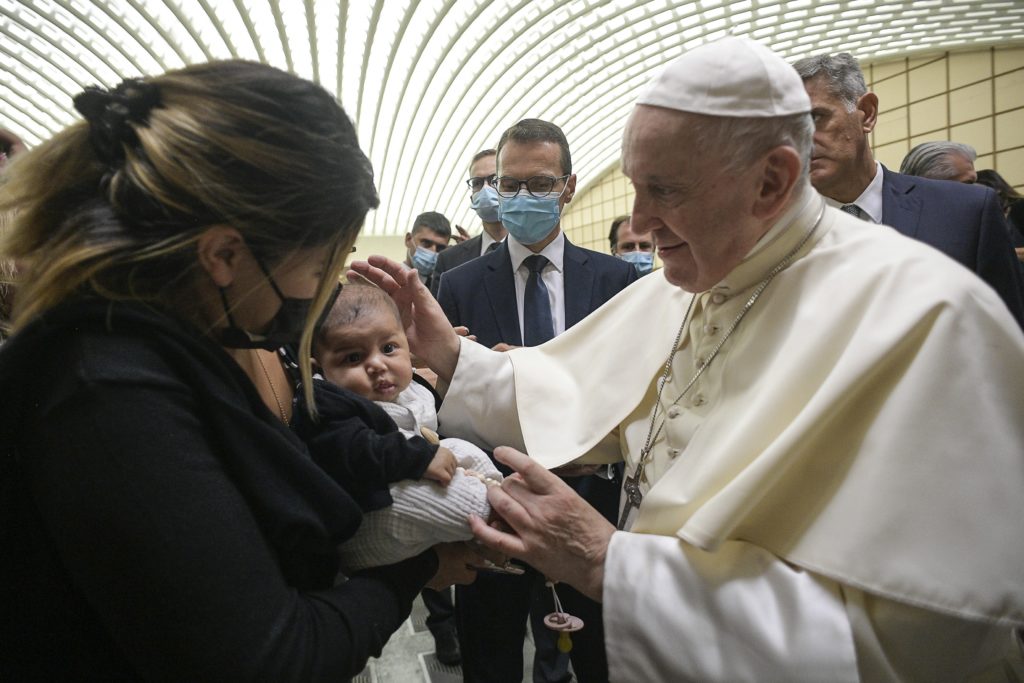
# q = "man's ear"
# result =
<box><xmin>404</xmin><ymin>231</ymin><xmax>414</xmax><ymax>250</ymax></box>
<box><xmin>858</xmin><ymin>92</ymin><xmax>879</xmax><ymax>134</ymax></box>
<box><xmin>196</xmin><ymin>225</ymin><xmax>246</xmax><ymax>288</ymax></box>
<box><xmin>563</xmin><ymin>174</ymin><xmax>577</xmax><ymax>204</ymax></box>
<box><xmin>752</xmin><ymin>146</ymin><xmax>802</xmax><ymax>222</ymax></box>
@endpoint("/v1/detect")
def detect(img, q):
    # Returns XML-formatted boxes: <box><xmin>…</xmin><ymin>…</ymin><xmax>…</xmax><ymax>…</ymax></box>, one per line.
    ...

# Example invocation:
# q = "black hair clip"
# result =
<box><xmin>73</xmin><ymin>78</ymin><xmax>161</xmax><ymax>166</ymax></box>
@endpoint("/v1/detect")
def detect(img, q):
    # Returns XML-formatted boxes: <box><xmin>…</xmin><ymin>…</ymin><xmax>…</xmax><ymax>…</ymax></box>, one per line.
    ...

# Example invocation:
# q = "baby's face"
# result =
<box><xmin>317</xmin><ymin>309</ymin><xmax>414</xmax><ymax>402</ymax></box>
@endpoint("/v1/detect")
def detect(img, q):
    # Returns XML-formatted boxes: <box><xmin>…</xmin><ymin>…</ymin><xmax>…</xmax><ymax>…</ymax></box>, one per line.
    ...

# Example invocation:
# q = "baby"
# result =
<box><xmin>292</xmin><ymin>282</ymin><xmax>501</xmax><ymax>573</ymax></box>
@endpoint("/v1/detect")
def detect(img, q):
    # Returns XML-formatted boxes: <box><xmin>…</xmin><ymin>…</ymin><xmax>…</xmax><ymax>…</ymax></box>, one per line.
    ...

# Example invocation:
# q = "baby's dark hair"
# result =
<box><xmin>313</xmin><ymin>282</ymin><xmax>402</xmax><ymax>358</ymax></box>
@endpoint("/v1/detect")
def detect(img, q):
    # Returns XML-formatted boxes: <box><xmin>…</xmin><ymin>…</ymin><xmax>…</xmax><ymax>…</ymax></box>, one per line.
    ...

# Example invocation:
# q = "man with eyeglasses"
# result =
<box><xmin>428</xmin><ymin>149</ymin><xmax>508</xmax><ymax>297</ymax></box>
<box><xmin>436</xmin><ymin>119</ymin><xmax>636</xmax><ymax>683</ymax></box>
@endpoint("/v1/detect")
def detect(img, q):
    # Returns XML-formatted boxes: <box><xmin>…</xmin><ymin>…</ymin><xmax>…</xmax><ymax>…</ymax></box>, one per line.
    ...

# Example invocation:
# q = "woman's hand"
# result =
<box><xmin>426</xmin><ymin>542</ymin><xmax>483</xmax><ymax>590</ymax></box>
<box><xmin>347</xmin><ymin>257</ymin><xmax>461</xmax><ymax>383</ymax></box>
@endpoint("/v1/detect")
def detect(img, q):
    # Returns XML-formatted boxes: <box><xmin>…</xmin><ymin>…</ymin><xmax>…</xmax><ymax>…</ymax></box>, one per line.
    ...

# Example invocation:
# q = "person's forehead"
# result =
<box><xmin>323</xmin><ymin>309</ymin><xmax>402</xmax><ymax>346</ymax></box>
<box><xmin>623</xmin><ymin>107</ymin><xmax>699</xmax><ymax>176</ymax></box>
<box><xmin>470</xmin><ymin>154</ymin><xmax>496</xmax><ymax>177</ymax></box>
<box><xmin>497</xmin><ymin>140</ymin><xmax>562</xmax><ymax>175</ymax></box>
<box><xmin>951</xmin><ymin>154</ymin><xmax>974</xmax><ymax>169</ymax></box>
<box><xmin>618</xmin><ymin>221</ymin><xmax>645</xmax><ymax>240</ymax></box>
<box><xmin>803</xmin><ymin>75</ymin><xmax>844</xmax><ymax>106</ymax></box>
<box><xmin>412</xmin><ymin>226</ymin><xmax>447</xmax><ymax>242</ymax></box>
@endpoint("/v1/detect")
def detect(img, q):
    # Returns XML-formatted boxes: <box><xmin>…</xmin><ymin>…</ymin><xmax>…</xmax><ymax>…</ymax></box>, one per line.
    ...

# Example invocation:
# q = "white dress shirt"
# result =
<box><xmin>479</xmin><ymin>231</ymin><xmax>502</xmax><ymax>257</ymax></box>
<box><xmin>822</xmin><ymin>160</ymin><xmax>883</xmax><ymax>223</ymax></box>
<box><xmin>506</xmin><ymin>231</ymin><xmax>566</xmax><ymax>341</ymax></box>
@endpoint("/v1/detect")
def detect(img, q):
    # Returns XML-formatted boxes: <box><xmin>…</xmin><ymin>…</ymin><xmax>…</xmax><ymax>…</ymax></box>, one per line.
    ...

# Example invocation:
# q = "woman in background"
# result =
<box><xmin>0</xmin><ymin>60</ymin><xmax>475</xmax><ymax>681</ymax></box>
<box><xmin>976</xmin><ymin>168</ymin><xmax>1024</xmax><ymax>260</ymax></box>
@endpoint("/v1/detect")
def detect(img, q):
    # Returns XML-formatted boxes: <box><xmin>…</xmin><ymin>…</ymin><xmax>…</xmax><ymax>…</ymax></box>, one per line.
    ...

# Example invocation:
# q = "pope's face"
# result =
<box><xmin>622</xmin><ymin>105</ymin><xmax>765</xmax><ymax>292</ymax></box>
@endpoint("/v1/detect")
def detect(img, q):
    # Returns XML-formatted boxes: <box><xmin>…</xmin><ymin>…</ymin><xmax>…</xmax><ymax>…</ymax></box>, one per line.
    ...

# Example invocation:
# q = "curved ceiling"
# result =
<box><xmin>3</xmin><ymin>0</ymin><xmax>1023</xmax><ymax>236</ymax></box>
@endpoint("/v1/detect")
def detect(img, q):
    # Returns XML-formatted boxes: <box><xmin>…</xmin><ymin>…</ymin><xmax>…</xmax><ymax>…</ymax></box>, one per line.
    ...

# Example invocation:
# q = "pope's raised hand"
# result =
<box><xmin>347</xmin><ymin>256</ymin><xmax>461</xmax><ymax>382</ymax></box>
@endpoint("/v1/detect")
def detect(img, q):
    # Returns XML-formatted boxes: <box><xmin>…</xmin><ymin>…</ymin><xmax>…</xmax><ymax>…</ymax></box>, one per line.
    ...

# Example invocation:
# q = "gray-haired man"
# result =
<box><xmin>899</xmin><ymin>140</ymin><xmax>977</xmax><ymax>183</ymax></box>
<box><xmin>794</xmin><ymin>52</ymin><xmax>1023</xmax><ymax>326</ymax></box>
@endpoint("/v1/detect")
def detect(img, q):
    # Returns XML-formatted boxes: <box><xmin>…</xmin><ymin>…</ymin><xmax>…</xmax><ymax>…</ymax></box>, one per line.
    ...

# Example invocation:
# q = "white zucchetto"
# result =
<box><xmin>636</xmin><ymin>36</ymin><xmax>811</xmax><ymax>118</ymax></box>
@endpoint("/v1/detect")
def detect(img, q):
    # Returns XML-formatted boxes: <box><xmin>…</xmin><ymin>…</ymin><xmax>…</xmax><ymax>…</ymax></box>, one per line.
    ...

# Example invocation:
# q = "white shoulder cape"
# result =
<box><xmin>499</xmin><ymin>202</ymin><xmax>1024</xmax><ymax>626</ymax></box>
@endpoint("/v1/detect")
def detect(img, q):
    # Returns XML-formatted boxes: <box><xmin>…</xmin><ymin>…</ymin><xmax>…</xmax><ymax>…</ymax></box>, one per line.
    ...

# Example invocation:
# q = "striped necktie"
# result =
<box><xmin>841</xmin><ymin>204</ymin><xmax>865</xmax><ymax>220</ymax></box>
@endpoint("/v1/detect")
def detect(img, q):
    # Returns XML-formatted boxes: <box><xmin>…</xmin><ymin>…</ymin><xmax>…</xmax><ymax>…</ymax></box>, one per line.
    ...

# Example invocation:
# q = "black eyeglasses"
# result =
<box><xmin>466</xmin><ymin>175</ymin><xmax>496</xmax><ymax>192</ymax></box>
<box><xmin>494</xmin><ymin>175</ymin><xmax>570</xmax><ymax>198</ymax></box>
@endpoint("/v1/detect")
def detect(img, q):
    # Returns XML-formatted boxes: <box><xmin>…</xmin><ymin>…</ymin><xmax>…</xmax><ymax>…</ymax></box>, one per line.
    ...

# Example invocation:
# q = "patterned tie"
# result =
<box><xmin>522</xmin><ymin>254</ymin><xmax>554</xmax><ymax>346</ymax></box>
<box><xmin>485</xmin><ymin>241</ymin><xmax>500</xmax><ymax>254</ymax></box>
<box><xmin>840</xmin><ymin>203</ymin><xmax>864</xmax><ymax>220</ymax></box>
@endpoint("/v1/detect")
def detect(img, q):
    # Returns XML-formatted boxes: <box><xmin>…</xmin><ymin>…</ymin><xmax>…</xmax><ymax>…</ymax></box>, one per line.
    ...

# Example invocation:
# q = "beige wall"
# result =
<box><xmin>349</xmin><ymin>233</ymin><xmax>407</xmax><ymax>267</ymax></box>
<box><xmin>561</xmin><ymin>163</ymin><xmax>636</xmax><ymax>254</ymax></box>
<box><xmin>868</xmin><ymin>46</ymin><xmax>1024</xmax><ymax>186</ymax></box>
<box><xmin>562</xmin><ymin>44</ymin><xmax>1024</xmax><ymax>252</ymax></box>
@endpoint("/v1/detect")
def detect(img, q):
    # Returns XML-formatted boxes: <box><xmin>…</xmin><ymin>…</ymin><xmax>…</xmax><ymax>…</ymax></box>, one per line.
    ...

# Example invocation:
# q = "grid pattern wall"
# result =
<box><xmin>563</xmin><ymin>44</ymin><xmax>1024</xmax><ymax>252</ymax></box>
<box><xmin>561</xmin><ymin>164</ymin><xmax>635</xmax><ymax>255</ymax></box>
<box><xmin>868</xmin><ymin>46</ymin><xmax>1024</xmax><ymax>188</ymax></box>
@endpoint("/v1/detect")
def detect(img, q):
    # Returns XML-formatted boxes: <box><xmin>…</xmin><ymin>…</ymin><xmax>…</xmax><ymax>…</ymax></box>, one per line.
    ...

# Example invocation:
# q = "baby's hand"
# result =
<box><xmin>424</xmin><ymin>447</ymin><xmax>458</xmax><ymax>486</ymax></box>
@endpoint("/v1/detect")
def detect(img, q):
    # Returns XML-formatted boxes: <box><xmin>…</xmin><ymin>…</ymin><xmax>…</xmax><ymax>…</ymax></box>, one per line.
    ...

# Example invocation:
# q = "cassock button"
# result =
<box><xmin>693</xmin><ymin>395</ymin><xmax>707</xmax><ymax>406</ymax></box>
<box><xmin>668</xmin><ymin>448</ymin><xmax>682</xmax><ymax>459</ymax></box>
<box><xmin>704</xmin><ymin>324</ymin><xmax>719</xmax><ymax>335</ymax></box>
<box><xmin>667</xmin><ymin>406</ymin><xmax>681</xmax><ymax>419</ymax></box>
<box><xmin>695</xmin><ymin>357</ymin><xmax>706</xmax><ymax>367</ymax></box>
<box><xmin>710</xmin><ymin>292</ymin><xmax>727</xmax><ymax>305</ymax></box>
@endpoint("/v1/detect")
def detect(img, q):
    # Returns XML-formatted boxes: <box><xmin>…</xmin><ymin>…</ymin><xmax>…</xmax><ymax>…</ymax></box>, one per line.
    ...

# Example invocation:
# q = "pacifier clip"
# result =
<box><xmin>544</xmin><ymin>580</ymin><xmax>584</xmax><ymax>653</ymax></box>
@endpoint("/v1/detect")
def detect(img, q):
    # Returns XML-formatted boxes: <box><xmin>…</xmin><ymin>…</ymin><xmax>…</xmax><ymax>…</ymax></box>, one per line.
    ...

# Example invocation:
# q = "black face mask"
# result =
<box><xmin>217</xmin><ymin>257</ymin><xmax>315</xmax><ymax>351</ymax></box>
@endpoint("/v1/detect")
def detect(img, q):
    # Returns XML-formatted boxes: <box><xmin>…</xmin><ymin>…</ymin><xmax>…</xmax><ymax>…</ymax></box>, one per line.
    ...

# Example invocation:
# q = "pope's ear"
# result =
<box><xmin>752</xmin><ymin>146</ymin><xmax>802</xmax><ymax>221</ymax></box>
<box><xmin>196</xmin><ymin>225</ymin><xmax>246</xmax><ymax>288</ymax></box>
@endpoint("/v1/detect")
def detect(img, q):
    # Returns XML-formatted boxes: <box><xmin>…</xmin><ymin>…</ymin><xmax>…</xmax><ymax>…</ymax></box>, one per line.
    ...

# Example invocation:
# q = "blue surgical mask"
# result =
<box><xmin>498</xmin><ymin>192</ymin><xmax>562</xmax><ymax>245</ymax></box>
<box><xmin>411</xmin><ymin>246</ymin><xmax>438</xmax><ymax>277</ymax></box>
<box><xmin>618</xmin><ymin>251</ymin><xmax>654</xmax><ymax>276</ymax></box>
<box><xmin>471</xmin><ymin>185</ymin><xmax>501</xmax><ymax>223</ymax></box>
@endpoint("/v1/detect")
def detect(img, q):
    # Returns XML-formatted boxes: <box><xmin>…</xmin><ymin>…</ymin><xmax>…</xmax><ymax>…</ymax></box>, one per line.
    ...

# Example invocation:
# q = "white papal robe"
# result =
<box><xmin>438</xmin><ymin>186</ymin><xmax>1024</xmax><ymax>681</ymax></box>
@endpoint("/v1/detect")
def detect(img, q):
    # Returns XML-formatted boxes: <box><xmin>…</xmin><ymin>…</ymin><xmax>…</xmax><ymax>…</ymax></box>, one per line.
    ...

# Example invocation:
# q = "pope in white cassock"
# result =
<box><xmin>351</xmin><ymin>37</ymin><xmax>1024</xmax><ymax>681</ymax></box>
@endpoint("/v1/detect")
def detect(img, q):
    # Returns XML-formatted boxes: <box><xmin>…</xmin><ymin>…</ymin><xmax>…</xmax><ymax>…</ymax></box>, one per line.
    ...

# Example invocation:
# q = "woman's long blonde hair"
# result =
<box><xmin>0</xmin><ymin>60</ymin><xmax>379</xmax><ymax>410</ymax></box>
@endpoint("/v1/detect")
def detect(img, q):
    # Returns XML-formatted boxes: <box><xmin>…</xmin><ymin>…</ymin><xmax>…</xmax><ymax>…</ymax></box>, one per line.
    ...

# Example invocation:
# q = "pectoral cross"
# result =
<box><xmin>617</xmin><ymin>467</ymin><xmax>645</xmax><ymax>530</ymax></box>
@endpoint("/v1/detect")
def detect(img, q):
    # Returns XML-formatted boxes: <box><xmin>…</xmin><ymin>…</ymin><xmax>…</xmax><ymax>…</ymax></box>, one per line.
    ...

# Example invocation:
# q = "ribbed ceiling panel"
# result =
<box><xmin>2</xmin><ymin>0</ymin><xmax>1022</xmax><ymax>235</ymax></box>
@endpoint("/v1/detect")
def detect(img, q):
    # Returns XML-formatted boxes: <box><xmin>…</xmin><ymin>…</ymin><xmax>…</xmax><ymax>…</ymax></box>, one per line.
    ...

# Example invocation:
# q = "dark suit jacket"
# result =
<box><xmin>881</xmin><ymin>166</ymin><xmax>1024</xmax><ymax>327</ymax></box>
<box><xmin>428</xmin><ymin>234</ymin><xmax>482</xmax><ymax>297</ymax></box>
<box><xmin>436</xmin><ymin>237</ymin><xmax>638</xmax><ymax>348</ymax></box>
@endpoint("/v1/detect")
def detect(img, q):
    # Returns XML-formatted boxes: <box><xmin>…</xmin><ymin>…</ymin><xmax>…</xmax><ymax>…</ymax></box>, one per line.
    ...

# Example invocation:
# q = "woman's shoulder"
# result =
<box><xmin>2</xmin><ymin>298</ymin><xmax>238</xmax><ymax>401</ymax></box>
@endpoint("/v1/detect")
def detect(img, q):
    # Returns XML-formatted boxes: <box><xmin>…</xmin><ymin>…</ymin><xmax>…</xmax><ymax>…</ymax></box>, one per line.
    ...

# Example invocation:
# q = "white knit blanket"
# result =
<box><xmin>336</xmin><ymin>383</ymin><xmax>502</xmax><ymax>573</ymax></box>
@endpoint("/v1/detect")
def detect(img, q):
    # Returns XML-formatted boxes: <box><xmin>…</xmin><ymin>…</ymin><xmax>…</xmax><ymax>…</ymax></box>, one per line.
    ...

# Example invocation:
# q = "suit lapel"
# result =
<box><xmin>453</xmin><ymin>235</ymin><xmax>481</xmax><ymax>267</ymax></box>
<box><xmin>562</xmin><ymin>240</ymin><xmax>594</xmax><ymax>329</ymax></box>
<box><xmin>881</xmin><ymin>166</ymin><xmax>923</xmax><ymax>239</ymax></box>
<box><xmin>481</xmin><ymin>243</ymin><xmax>522</xmax><ymax>345</ymax></box>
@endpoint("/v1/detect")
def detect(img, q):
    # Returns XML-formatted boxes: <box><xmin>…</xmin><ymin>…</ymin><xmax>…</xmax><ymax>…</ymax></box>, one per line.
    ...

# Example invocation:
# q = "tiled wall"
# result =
<box><xmin>868</xmin><ymin>46</ymin><xmax>1024</xmax><ymax>181</ymax></box>
<box><xmin>561</xmin><ymin>164</ymin><xmax>636</xmax><ymax>254</ymax></box>
<box><xmin>563</xmin><ymin>45</ymin><xmax>1024</xmax><ymax>254</ymax></box>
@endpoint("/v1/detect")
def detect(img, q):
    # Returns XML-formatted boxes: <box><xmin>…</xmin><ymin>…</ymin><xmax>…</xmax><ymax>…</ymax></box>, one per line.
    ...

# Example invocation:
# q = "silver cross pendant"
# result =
<box><xmin>617</xmin><ymin>468</ymin><xmax>644</xmax><ymax>530</ymax></box>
